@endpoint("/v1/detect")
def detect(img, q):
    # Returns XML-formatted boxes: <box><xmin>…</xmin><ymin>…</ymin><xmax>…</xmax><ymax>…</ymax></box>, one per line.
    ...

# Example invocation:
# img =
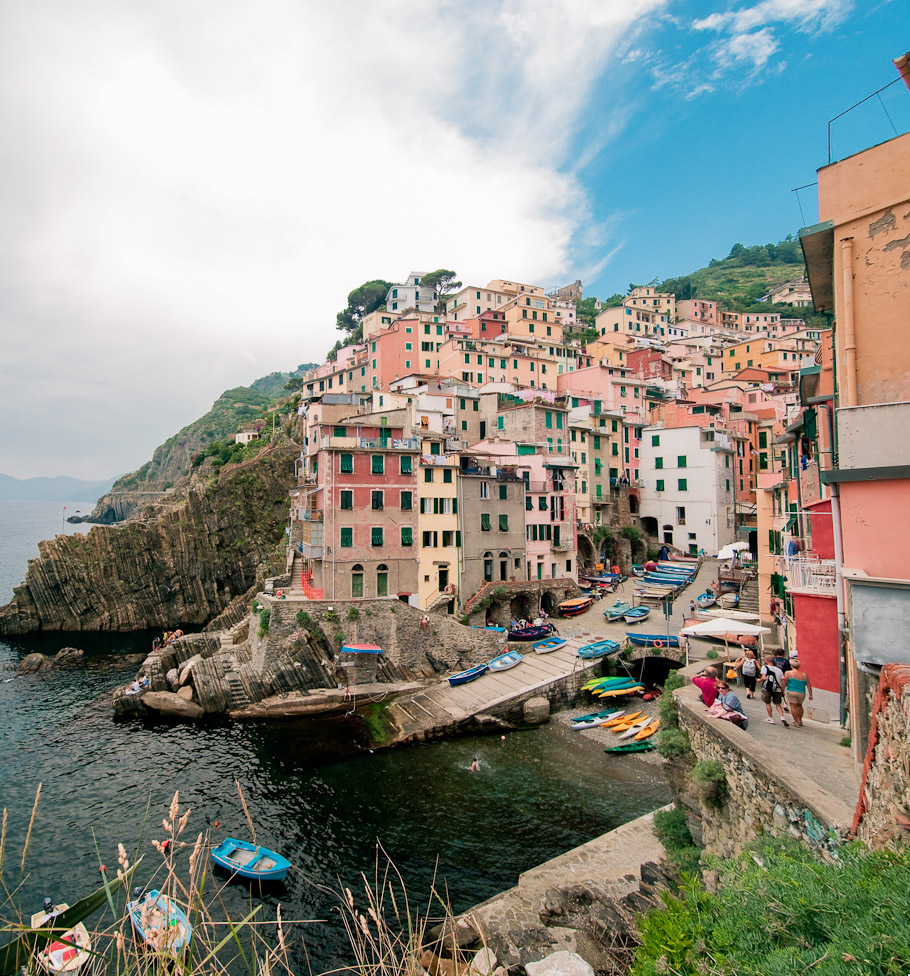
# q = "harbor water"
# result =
<box><xmin>0</xmin><ymin>501</ymin><xmax>669</xmax><ymax>971</ymax></box>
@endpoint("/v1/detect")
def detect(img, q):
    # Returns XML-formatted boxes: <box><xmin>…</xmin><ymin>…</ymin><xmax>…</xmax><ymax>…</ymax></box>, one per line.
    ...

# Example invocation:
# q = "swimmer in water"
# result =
<box><xmin>471</xmin><ymin>758</ymin><xmax>478</xmax><ymax>772</ymax></box>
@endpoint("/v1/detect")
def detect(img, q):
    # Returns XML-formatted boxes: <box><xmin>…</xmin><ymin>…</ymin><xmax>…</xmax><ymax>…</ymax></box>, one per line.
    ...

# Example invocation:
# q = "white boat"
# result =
<box><xmin>30</xmin><ymin>901</ymin><xmax>91</xmax><ymax>975</ymax></box>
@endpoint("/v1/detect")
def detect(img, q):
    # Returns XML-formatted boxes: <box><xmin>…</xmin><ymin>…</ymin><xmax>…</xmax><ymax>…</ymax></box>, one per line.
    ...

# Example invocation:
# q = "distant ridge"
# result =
<box><xmin>0</xmin><ymin>473</ymin><xmax>118</xmax><ymax>502</ymax></box>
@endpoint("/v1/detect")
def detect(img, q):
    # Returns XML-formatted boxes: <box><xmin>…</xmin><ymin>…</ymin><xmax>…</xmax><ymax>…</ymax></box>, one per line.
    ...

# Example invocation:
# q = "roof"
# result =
<box><xmin>799</xmin><ymin>221</ymin><xmax>834</xmax><ymax>312</ymax></box>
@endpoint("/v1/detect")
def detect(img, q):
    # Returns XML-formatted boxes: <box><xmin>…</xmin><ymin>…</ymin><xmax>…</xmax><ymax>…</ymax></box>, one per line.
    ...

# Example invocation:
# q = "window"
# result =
<box><xmin>424</xmin><ymin>469</ymin><xmax>433</xmax><ymax>483</ymax></box>
<box><xmin>401</xmin><ymin>527</ymin><xmax>413</xmax><ymax>546</ymax></box>
<box><xmin>497</xmin><ymin>416</ymin><xmax>504</xmax><ymax>430</ymax></box>
<box><xmin>400</xmin><ymin>490</ymin><xmax>412</xmax><ymax>510</ymax></box>
<box><xmin>340</xmin><ymin>490</ymin><xmax>353</xmax><ymax>510</ymax></box>
<box><xmin>334</xmin><ymin>426</ymin><xmax>346</xmax><ymax>437</ymax></box>
<box><xmin>678</xmin><ymin>479</ymin><xmax>687</xmax><ymax>491</ymax></box>
<box><xmin>676</xmin><ymin>506</ymin><xmax>686</xmax><ymax>524</ymax></box>
<box><xmin>340</xmin><ymin>454</ymin><xmax>353</xmax><ymax>473</ymax></box>
<box><xmin>545</xmin><ymin>411</ymin><xmax>553</xmax><ymax>429</ymax></box>
<box><xmin>422</xmin><ymin>531</ymin><xmax>437</xmax><ymax>548</ymax></box>
<box><xmin>678</xmin><ymin>456</ymin><xmax>687</xmax><ymax>468</ymax></box>
<box><xmin>481</xmin><ymin>513</ymin><xmax>492</xmax><ymax>531</ymax></box>
<box><xmin>499</xmin><ymin>485</ymin><xmax>507</xmax><ymax>500</ymax></box>
<box><xmin>371</xmin><ymin>455</ymin><xmax>384</xmax><ymax>474</ymax></box>
<box><xmin>442</xmin><ymin>530</ymin><xmax>454</xmax><ymax>547</ymax></box>
<box><xmin>538</xmin><ymin>496</ymin><xmax>548</xmax><ymax>511</ymax></box>
<box><xmin>480</xmin><ymin>482</ymin><xmax>488</xmax><ymax>499</ymax></box>
<box><xmin>399</xmin><ymin>455</ymin><xmax>412</xmax><ymax>474</ymax></box>
<box><xmin>655</xmin><ymin>457</ymin><xmax>663</xmax><ymax>469</ymax></box>
<box><xmin>499</xmin><ymin>514</ymin><xmax>509</xmax><ymax>531</ymax></box>
<box><xmin>526</xmin><ymin>496</ymin><xmax>533</xmax><ymax>510</ymax></box>
<box><xmin>371</xmin><ymin>490</ymin><xmax>383</xmax><ymax>510</ymax></box>
<box><xmin>340</xmin><ymin>527</ymin><xmax>353</xmax><ymax>548</ymax></box>
<box><xmin>371</xmin><ymin>527</ymin><xmax>383</xmax><ymax>547</ymax></box>
<box><xmin>443</xmin><ymin>469</ymin><xmax>452</xmax><ymax>483</ymax></box>
<box><xmin>656</xmin><ymin>479</ymin><xmax>665</xmax><ymax>491</ymax></box>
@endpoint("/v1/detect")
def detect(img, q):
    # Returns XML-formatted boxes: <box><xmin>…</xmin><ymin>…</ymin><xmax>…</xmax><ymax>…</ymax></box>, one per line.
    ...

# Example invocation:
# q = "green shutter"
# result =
<box><xmin>340</xmin><ymin>527</ymin><xmax>353</xmax><ymax>547</ymax></box>
<box><xmin>400</xmin><ymin>455</ymin><xmax>412</xmax><ymax>474</ymax></box>
<box><xmin>678</xmin><ymin>479</ymin><xmax>687</xmax><ymax>491</ymax></box>
<box><xmin>481</xmin><ymin>513</ymin><xmax>491</xmax><ymax>531</ymax></box>
<box><xmin>656</xmin><ymin>480</ymin><xmax>664</xmax><ymax>491</ymax></box>
<box><xmin>401</xmin><ymin>527</ymin><xmax>412</xmax><ymax>546</ymax></box>
<box><xmin>340</xmin><ymin>454</ymin><xmax>353</xmax><ymax>473</ymax></box>
<box><xmin>499</xmin><ymin>514</ymin><xmax>509</xmax><ymax>532</ymax></box>
<box><xmin>371</xmin><ymin>455</ymin><xmax>384</xmax><ymax>474</ymax></box>
<box><xmin>371</xmin><ymin>527</ymin><xmax>383</xmax><ymax>546</ymax></box>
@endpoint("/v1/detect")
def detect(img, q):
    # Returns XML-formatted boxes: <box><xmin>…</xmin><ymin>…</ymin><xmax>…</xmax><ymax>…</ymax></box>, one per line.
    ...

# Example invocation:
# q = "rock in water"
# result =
<box><xmin>55</xmin><ymin>647</ymin><xmax>85</xmax><ymax>665</ymax></box>
<box><xmin>19</xmin><ymin>653</ymin><xmax>52</xmax><ymax>672</ymax></box>
<box><xmin>141</xmin><ymin>691</ymin><xmax>204</xmax><ymax>720</ymax></box>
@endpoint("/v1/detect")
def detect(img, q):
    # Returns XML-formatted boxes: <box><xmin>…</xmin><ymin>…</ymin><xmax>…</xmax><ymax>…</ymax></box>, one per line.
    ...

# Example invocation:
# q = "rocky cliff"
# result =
<box><xmin>0</xmin><ymin>445</ymin><xmax>297</xmax><ymax>634</ymax></box>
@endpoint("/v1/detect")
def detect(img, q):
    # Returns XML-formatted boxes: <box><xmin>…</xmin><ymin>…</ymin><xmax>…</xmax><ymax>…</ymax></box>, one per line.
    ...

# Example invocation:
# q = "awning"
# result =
<box><xmin>799</xmin><ymin>220</ymin><xmax>834</xmax><ymax>312</ymax></box>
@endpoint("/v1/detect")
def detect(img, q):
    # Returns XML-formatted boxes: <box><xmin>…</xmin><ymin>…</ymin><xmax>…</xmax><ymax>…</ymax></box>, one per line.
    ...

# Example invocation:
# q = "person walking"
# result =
<box><xmin>760</xmin><ymin>654</ymin><xmax>787</xmax><ymax>725</ymax></box>
<box><xmin>739</xmin><ymin>648</ymin><xmax>760</xmax><ymax>699</ymax></box>
<box><xmin>782</xmin><ymin>658</ymin><xmax>813</xmax><ymax>727</ymax></box>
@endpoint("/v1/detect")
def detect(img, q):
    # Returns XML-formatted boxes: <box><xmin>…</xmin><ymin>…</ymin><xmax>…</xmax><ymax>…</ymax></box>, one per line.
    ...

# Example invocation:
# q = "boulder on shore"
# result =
<box><xmin>141</xmin><ymin>691</ymin><xmax>204</xmax><ymax>720</ymax></box>
<box><xmin>20</xmin><ymin>653</ymin><xmax>52</xmax><ymax>672</ymax></box>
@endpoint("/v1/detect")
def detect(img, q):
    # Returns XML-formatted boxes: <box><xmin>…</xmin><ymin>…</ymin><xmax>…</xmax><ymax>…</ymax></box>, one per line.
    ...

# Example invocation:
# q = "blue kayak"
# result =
<box><xmin>212</xmin><ymin>838</ymin><xmax>291</xmax><ymax>882</ymax></box>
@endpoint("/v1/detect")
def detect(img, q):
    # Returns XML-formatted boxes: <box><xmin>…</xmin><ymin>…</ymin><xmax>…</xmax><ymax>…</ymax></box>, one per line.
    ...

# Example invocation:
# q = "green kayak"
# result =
<box><xmin>603</xmin><ymin>741</ymin><xmax>655</xmax><ymax>754</ymax></box>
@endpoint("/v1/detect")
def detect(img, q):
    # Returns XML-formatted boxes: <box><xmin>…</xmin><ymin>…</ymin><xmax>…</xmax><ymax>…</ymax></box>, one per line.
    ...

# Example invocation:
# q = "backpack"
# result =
<box><xmin>762</xmin><ymin>666</ymin><xmax>781</xmax><ymax>693</ymax></box>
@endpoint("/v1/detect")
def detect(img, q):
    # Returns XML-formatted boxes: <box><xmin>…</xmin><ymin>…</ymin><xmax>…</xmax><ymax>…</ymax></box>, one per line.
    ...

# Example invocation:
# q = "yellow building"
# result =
<box><xmin>416</xmin><ymin>450</ymin><xmax>461</xmax><ymax>609</ymax></box>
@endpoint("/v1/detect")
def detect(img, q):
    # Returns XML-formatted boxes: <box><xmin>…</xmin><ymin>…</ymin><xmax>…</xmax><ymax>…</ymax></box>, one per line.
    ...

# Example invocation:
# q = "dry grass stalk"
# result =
<box><xmin>19</xmin><ymin>783</ymin><xmax>41</xmax><ymax>875</ymax></box>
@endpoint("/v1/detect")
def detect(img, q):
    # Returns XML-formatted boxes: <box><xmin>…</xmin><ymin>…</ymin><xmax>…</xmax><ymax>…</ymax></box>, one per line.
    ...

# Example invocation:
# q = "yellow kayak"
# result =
<box><xmin>603</xmin><ymin>710</ymin><xmax>640</xmax><ymax>728</ymax></box>
<box><xmin>596</xmin><ymin>685</ymin><xmax>644</xmax><ymax>698</ymax></box>
<box><xmin>635</xmin><ymin>719</ymin><xmax>660</xmax><ymax>740</ymax></box>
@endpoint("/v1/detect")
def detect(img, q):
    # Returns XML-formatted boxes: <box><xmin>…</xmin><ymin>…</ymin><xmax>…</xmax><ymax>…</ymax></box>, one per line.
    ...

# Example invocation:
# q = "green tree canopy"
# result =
<box><xmin>336</xmin><ymin>279</ymin><xmax>394</xmax><ymax>333</ymax></box>
<box><xmin>419</xmin><ymin>269</ymin><xmax>462</xmax><ymax>313</ymax></box>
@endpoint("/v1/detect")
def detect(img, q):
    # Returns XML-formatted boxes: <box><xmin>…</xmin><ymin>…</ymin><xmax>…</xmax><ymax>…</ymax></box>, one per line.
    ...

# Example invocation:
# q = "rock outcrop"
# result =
<box><xmin>0</xmin><ymin>446</ymin><xmax>296</xmax><ymax>634</ymax></box>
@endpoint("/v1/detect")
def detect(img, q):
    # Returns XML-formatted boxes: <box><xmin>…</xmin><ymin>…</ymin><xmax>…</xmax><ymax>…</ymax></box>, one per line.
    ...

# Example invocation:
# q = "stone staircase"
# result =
<box><xmin>738</xmin><ymin>574</ymin><xmax>760</xmax><ymax>615</ymax></box>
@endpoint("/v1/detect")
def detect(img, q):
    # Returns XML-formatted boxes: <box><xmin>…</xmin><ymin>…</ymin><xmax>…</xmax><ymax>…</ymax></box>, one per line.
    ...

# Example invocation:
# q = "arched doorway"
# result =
<box><xmin>376</xmin><ymin>564</ymin><xmax>388</xmax><ymax>597</ymax></box>
<box><xmin>628</xmin><ymin>492</ymin><xmax>640</xmax><ymax>514</ymax></box>
<box><xmin>351</xmin><ymin>564</ymin><xmax>364</xmax><ymax>599</ymax></box>
<box><xmin>577</xmin><ymin>534</ymin><xmax>596</xmax><ymax>570</ymax></box>
<box><xmin>483</xmin><ymin>551</ymin><xmax>493</xmax><ymax>583</ymax></box>
<box><xmin>499</xmin><ymin>551</ymin><xmax>509</xmax><ymax>581</ymax></box>
<box><xmin>641</xmin><ymin>516</ymin><xmax>658</xmax><ymax>539</ymax></box>
<box><xmin>541</xmin><ymin>591</ymin><xmax>556</xmax><ymax>615</ymax></box>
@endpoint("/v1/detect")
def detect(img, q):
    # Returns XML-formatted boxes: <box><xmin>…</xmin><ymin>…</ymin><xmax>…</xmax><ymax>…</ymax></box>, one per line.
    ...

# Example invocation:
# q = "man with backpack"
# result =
<box><xmin>760</xmin><ymin>654</ymin><xmax>788</xmax><ymax>726</ymax></box>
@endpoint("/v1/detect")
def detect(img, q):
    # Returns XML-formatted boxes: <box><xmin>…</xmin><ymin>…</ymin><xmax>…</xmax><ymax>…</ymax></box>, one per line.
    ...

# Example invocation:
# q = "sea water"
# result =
<box><xmin>0</xmin><ymin>501</ymin><xmax>669</xmax><ymax>970</ymax></box>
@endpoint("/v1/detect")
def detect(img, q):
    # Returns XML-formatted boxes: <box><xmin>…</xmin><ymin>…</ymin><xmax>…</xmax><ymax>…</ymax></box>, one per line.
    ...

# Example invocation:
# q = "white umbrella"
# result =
<box><xmin>716</xmin><ymin>542</ymin><xmax>749</xmax><ymax>560</ymax></box>
<box><xmin>680</xmin><ymin>616</ymin><xmax>771</xmax><ymax>661</ymax></box>
<box><xmin>699</xmin><ymin>608</ymin><xmax>761</xmax><ymax>621</ymax></box>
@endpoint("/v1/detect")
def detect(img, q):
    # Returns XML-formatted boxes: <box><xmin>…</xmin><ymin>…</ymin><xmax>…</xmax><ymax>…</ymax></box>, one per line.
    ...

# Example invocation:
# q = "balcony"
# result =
<box><xmin>359</xmin><ymin>437</ymin><xmax>420</xmax><ymax>450</ymax></box>
<box><xmin>783</xmin><ymin>555</ymin><xmax>837</xmax><ymax>595</ymax></box>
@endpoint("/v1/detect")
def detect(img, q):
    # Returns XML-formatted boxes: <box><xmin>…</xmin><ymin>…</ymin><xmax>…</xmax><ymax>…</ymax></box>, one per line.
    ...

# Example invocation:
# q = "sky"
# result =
<box><xmin>0</xmin><ymin>0</ymin><xmax>906</xmax><ymax>480</ymax></box>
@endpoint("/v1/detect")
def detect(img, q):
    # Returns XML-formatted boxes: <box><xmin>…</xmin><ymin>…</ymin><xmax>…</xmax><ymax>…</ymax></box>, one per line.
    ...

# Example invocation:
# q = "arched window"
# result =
<box><xmin>483</xmin><ymin>551</ymin><xmax>493</xmax><ymax>583</ymax></box>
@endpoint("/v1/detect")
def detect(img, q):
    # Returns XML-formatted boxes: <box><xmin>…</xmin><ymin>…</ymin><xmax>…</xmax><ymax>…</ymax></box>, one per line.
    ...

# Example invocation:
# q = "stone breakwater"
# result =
<box><xmin>0</xmin><ymin>448</ymin><xmax>296</xmax><ymax>634</ymax></box>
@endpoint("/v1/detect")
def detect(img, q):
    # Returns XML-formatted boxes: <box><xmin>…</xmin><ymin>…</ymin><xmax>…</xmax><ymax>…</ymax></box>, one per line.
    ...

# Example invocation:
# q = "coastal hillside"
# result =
<box><xmin>0</xmin><ymin>442</ymin><xmax>297</xmax><ymax>634</ymax></box>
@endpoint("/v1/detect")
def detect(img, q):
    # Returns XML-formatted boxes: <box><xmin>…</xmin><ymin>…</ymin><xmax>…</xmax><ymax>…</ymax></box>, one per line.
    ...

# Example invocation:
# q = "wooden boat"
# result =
<box><xmin>635</xmin><ymin>718</ymin><xmax>660</xmax><ymax>740</ymax></box>
<box><xmin>577</xmin><ymin>639</ymin><xmax>621</xmax><ymax>659</ymax></box>
<box><xmin>533</xmin><ymin>636</ymin><xmax>566</xmax><ymax>653</ymax></box>
<box><xmin>127</xmin><ymin>889</ymin><xmax>192</xmax><ymax>954</ymax></box>
<box><xmin>604</xmin><ymin>741</ymin><xmax>655</xmax><ymax>754</ymax></box>
<box><xmin>507</xmin><ymin>624</ymin><xmax>552</xmax><ymax>641</ymax></box>
<box><xmin>558</xmin><ymin>597</ymin><xmax>594</xmax><ymax>617</ymax></box>
<box><xmin>603</xmin><ymin>710</ymin><xmax>638</xmax><ymax>727</ymax></box>
<box><xmin>572</xmin><ymin>708</ymin><xmax>622</xmax><ymax>725</ymax></box>
<box><xmin>211</xmin><ymin>837</ymin><xmax>291</xmax><ymax>882</ymax></box>
<box><xmin>719</xmin><ymin>592</ymin><xmax>740</xmax><ymax>608</ymax></box>
<box><xmin>604</xmin><ymin>601</ymin><xmax>631</xmax><ymax>621</ymax></box>
<box><xmin>625</xmin><ymin>633</ymin><xmax>680</xmax><ymax>648</ymax></box>
<box><xmin>489</xmin><ymin>651</ymin><xmax>524</xmax><ymax>671</ymax></box>
<box><xmin>695</xmin><ymin>591</ymin><xmax>717</xmax><ymax>609</ymax></box>
<box><xmin>623</xmin><ymin>606</ymin><xmax>651</xmax><ymax>624</ymax></box>
<box><xmin>448</xmin><ymin>664</ymin><xmax>489</xmax><ymax>686</ymax></box>
<box><xmin>29</xmin><ymin>902</ymin><xmax>91</xmax><ymax>975</ymax></box>
<box><xmin>571</xmin><ymin>709</ymin><xmax>623</xmax><ymax>729</ymax></box>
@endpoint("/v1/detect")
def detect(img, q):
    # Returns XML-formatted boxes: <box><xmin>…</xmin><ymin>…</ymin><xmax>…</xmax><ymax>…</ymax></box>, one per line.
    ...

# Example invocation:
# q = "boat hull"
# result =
<box><xmin>127</xmin><ymin>890</ymin><xmax>193</xmax><ymax>954</ymax></box>
<box><xmin>604</xmin><ymin>741</ymin><xmax>655</xmax><ymax>754</ymax></box>
<box><xmin>558</xmin><ymin>598</ymin><xmax>594</xmax><ymax>617</ymax></box>
<box><xmin>448</xmin><ymin>664</ymin><xmax>489</xmax><ymax>686</ymax></box>
<box><xmin>489</xmin><ymin>652</ymin><xmax>523</xmax><ymax>671</ymax></box>
<box><xmin>507</xmin><ymin>626</ymin><xmax>552</xmax><ymax>641</ymax></box>
<box><xmin>577</xmin><ymin>640</ymin><xmax>621</xmax><ymax>659</ymax></box>
<box><xmin>212</xmin><ymin>838</ymin><xmax>291</xmax><ymax>882</ymax></box>
<box><xmin>533</xmin><ymin>637</ymin><xmax>566</xmax><ymax>653</ymax></box>
<box><xmin>625</xmin><ymin>633</ymin><xmax>680</xmax><ymax>648</ymax></box>
<box><xmin>623</xmin><ymin>608</ymin><xmax>651</xmax><ymax>624</ymax></box>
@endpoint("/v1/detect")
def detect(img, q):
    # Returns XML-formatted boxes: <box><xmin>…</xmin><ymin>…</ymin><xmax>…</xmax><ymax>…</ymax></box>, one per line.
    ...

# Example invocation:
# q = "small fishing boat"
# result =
<box><xmin>30</xmin><ymin>901</ymin><xmax>91</xmax><ymax>975</ymax></box>
<box><xmin>448</xmin><ymin>664</ymin><xmax>489</xmax><ymax>686</ymax></box>
<box><xmin>577</xmin><ymin>639</ymin><xmax>621</xmax><ymax>659</ymax></box>
<box><xmin>211</xmin><ymin>838</ymin><xmax>291</xmax><ymax>882</ymax></box>
<box><xmin>604</xmin><ymin>741</ymin><xmax>655</xmax><ymax>754</ymax></box>
<box><xmin>340</xmin><ymin>643</ymin><xmax>383</xmax><ymax>654</ymax></box>
<box><xmin>473</xmin><ymin>625</ymin><xmax>506</xmax><ymax>633</ymax></box>
<box><xmin>488</xmin><ymin>651</ymin><xmax>524</xmax><ymax>671</ymax></box>
<box><xmin>623</xmin><ymin>606</ymin><xmax>651</xmax><ymax>624</ymax></box>
<box><xmin>558</xmin><ymin>597</ymin><xmax>594</xmax><ymax>617</ymax></box>
<box><xmin>507</xmin><ymin>624</ymin><xmax>552</xmax><ymax>641</ymax></box>
<box><xmin>127</xmin><ymin>889</ymin><xmax>192</xmax><ymax>955</ymax></box>
<box><xmin>533</xmin><ymin>636</ymin><xmax>566</xmax><ymax>653</ymax></box>
<box><xmin>694</xmin><ymin>591</ymin><xmax>717</xmax><ymax>609</ymax></box>
<box><xmin>719</xmin><ymin>592</ymin><xmax>740</xmax><ymax>608</ymax></box>
<box><xmin>604</xmin><ymin>601</ymin><xmax>631</xmax><ymax>621</ymax></box>
<box><xmin>571</xmin><ymin>709</ymin><xmax>623</xmax><ymax>729</ymax></box>
<box><xmin>625</xmin><ymin>633</ymin><xmax>680</xmax><ymax>648</ymax></box>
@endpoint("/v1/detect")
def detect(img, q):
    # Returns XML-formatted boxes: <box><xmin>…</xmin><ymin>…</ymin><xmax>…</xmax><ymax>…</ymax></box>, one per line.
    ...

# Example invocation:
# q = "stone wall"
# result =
<box><xmin>853</xmin><ymin>663</ymin><xmax>910</xmax><ymax>848</ymax></box>
<box><xmin>668</xmin><ymin>682</ymin><xmax>853</xmax><ymax>857</ymax></box>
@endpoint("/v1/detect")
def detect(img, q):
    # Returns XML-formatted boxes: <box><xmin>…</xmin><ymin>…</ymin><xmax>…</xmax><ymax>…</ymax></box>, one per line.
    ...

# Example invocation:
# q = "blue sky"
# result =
<box><xmin>0</xmin><ymin>0</ymin><xmax>906</xmax><ymax>480</ymax></box>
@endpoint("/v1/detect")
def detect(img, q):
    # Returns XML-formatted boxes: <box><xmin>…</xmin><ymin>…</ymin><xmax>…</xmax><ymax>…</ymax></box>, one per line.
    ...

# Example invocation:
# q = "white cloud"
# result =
<box><xmin>0</xmin><ymin>0</ymin><xmax>666</xmax><ymax>479</ymax></box>
<box><xmin>714</xmin><ymin>27</ymin><xmax>780</xmax><ymax>71</ymax></box>
<box><xmin>693</xmin><ymin>0</ymin><xmax>852</xmax><ymax>35</ymax></box>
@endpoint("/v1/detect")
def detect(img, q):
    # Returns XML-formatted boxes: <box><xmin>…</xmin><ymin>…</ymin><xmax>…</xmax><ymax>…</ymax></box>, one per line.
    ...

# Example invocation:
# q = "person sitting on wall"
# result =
<box><xmin>692</xmin><ymin>666</ymin><xmax>719</xmax><ymax>707</ymax></box>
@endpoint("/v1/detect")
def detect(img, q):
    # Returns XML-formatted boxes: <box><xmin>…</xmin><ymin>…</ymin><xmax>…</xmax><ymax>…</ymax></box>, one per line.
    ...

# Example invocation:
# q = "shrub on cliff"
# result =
<box><xmin>632</xmin><ymin>839</ymin><xmax>910</xmax><ymax>976</ymax></box>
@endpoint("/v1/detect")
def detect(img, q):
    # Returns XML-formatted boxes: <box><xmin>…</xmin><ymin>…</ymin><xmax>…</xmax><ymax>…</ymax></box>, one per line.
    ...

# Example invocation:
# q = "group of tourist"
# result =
<box><xmin>692</xmin><ymin>651</ymin><xmax>814</xmax><ymax>731</ymax></box>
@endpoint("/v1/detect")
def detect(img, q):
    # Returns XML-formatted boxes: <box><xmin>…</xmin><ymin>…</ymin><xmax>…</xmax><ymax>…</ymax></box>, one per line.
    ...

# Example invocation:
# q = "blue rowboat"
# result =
<box><xmin>489</xmin><ymin>651</ymin><xmax>524</xmax><ymax>671</ymax></box>
<box><xmin>127</xmin><ymin>889</ymin><xmax>193</xmax><ymax>954</ymax></box>
<box><xmin>626</xmin><ymin>633</ymin><xmax>680</xmax><ymax>648</ymax></box>
<box><xmin>558</xmin><ymin>597</ymin><xmax>594</xmax><ymax>617</ymax></box>
<box><xmin>578</xmin><ymin>639</ymin><xmax>621</xmax><ymax>659</ymax></box>
<box><xmin>212</xmin><ymin>838</ymin><xmax>291</xmax><ymax>882</ymax></box>
<box><xmin>695</xmin><ymin>591</ymin><xmax>717</xmax><ymax>609</ymax></box>
<box><xmin>604</xmin><ymin>601</ymin><xmax>631</xmax><ymax>621</ymax></box>
<box><xmin>533</xmin><ymin>637</ymin><xmax>566</xmax><ymax>653</ymax></box>
<box><xmin>448</xmin><ymin>664</ymin><xmax>489</xmax><ymax>686</ymax></box>
<box><xmin>508</xmin><ymin>625</ymin><xmax>552</xmax><ymax>641</ymax></box>
<box><xmin>623</xmin><ymin>606</ymin><xmax>651</xmax><ymax>624</ymax></box>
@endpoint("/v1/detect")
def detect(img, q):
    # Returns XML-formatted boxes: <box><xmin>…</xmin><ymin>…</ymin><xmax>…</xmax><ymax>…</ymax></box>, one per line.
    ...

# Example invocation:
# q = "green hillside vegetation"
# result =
<box><xmin>115</xmin><ymin>366</ymin><xmax>312</xmax><ymax>490</ymax></box>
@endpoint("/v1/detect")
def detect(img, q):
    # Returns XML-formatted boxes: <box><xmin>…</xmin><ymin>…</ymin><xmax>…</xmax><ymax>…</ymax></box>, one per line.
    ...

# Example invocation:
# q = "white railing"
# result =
<box><xmin>786</xmin><ymin>555</ymin><xmax>837</xmax><ymax>594</ymax></box>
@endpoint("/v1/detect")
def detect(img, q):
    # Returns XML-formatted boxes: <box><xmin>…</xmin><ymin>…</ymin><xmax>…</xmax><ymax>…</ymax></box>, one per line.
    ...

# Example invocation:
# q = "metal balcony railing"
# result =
<box><xmin>783</xmin><ymin>555</ymin><xmax>837</xmax><ymax>594</ymax></box>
